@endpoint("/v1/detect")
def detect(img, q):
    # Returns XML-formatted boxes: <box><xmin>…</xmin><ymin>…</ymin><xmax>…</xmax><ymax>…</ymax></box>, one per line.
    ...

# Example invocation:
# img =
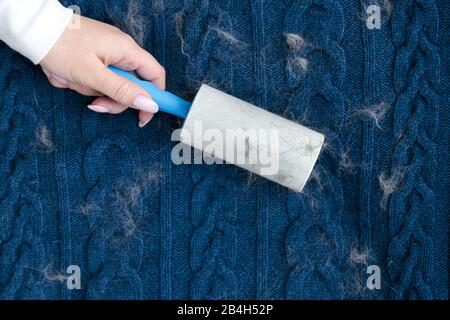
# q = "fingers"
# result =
<box><xmin>138</xmin><ymin>111</ymin><xmax>155</xmax><ymax>128</ymax></box>
<box><xmin>41</xmin><ymin>27</ymin><xmax>166</xmax><ymax>129</ymax></box>
<box><xmin>88</xmin><ymin>96</ymin><xmax>128</xmax><ymax>114</ymax></box>
<box><xmin>44</xmin><ymin>63</ymin><xmax>158</xmax><ymax>128</ymax></box>
<box><xmin>111</xmin><ymin>37</ymin><xmax>166</xmax><ymax>90</ymax></box>
<box><xmin>69</xmin><ymin>83</ymin><xmax>102</xmax><ymax>96</ymax></box>
<box><xmin>133</xmin><ymin>48</ymin><xmax>166</xmax><ymax>90</ymax></box>
<box><xmin>87</xmin><ymin>61</ymin><xmax>159</xmax><ymax>114</ymax></box>
<box><xmin>43</xmin><ymin>67</ymin><xmax>101</xmax><ymax>96</ymax></box>
<box><xmin>88</xmin><ymin>97</ymin><xmax>156</xmax><ymax>127</ymax></box>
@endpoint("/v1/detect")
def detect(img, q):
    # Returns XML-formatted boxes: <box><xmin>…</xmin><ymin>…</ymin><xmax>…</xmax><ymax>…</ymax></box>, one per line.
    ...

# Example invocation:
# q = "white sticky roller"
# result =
<box><xmin>180</xmin><ymin>85</ymin><xmax>324</xmax><ymax>192</ymax></box>
<box><xmin>109</xmin><ymin>67</ymin><xmax>325</xmax><ymax>192</ymax></box>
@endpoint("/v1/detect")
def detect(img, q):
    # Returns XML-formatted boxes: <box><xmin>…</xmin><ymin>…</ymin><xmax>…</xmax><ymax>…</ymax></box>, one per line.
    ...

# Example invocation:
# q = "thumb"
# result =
<box><xmin>89</xmin><ymin>64</ymin><xmax>159</xmax><ymax>113</ymax></box>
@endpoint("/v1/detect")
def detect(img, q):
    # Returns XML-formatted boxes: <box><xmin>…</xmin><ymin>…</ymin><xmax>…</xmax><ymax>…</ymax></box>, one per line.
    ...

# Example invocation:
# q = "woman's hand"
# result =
<box><xmin>40</xmin><ymin>15</ymin><xmax>165</xmax><ymax>127</ymax></box>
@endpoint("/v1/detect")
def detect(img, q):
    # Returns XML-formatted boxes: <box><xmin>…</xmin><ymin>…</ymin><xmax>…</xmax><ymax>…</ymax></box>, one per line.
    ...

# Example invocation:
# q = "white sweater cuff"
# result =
<box><xmin>0</xmin><ymin>0</ymin><xmax>74</xmax><ymax>64</ymax></box>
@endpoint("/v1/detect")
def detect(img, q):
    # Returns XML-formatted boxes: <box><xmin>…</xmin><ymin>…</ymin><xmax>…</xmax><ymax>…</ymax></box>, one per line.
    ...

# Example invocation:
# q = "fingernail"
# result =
<box><xmin>52</xmin><ymin>73</ymin><xmax>68</xmax><ymax>85</ymax></box>
<box><xmin>133</xmin><ymin>95</ymin><xmax>159</xmax><ymax>113</ymax></box>
<box><xmin>139</xmin><ymin>114</ymin><xmax>154</xmax><ymax>128</ymax></box>
<box><xmin>42</xmin><ymin>68</ymin><xmax>51</xmax><ymax>78</ymax></box>
<box><xmin>88</xmin><ymin>105</ymin><xmax>110</xmax><ymax>113</ymax></box>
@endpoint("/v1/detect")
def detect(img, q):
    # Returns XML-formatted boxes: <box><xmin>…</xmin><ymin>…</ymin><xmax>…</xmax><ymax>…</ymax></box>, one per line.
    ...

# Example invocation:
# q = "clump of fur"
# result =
<box><xmin>80</xmin><ymin>169</ymin><xmax>160</xmax><ymax>238</ymax></box>
<box><xmin>378</xmin><ymin>168</ymin><xmax>406</xmax><ymax>209</ymax></box>
<box><xmin>339</xmin><ymin>147</ymin><xmax>356</xmax><ymax>174</ymax></box>
<box><xmin>107</xmin><ymin>0</ymin><xmax>146</xmax><ymax>46</ymax></box>
<box><xmin>174</xmin><ymin>10</ymin><xmax>188</xmax><ymax>58</ymax></box>
<box><xmin>285</xmin><ymin>33</ymin><xmax>306</xmax><ymax>50</ymax></box>
<box><xmin>245</xmin><ymin>172</ymin><xmax>259</xmax><ymax>189</ymax></box>
<box><xmin>349</xmin><ymin>247</ymin><xmax>371</xmax><ymax>265</ymax></box>
<box><xmin>212</xmin><ymin>28</ymin><xmax>246</xmax><ymax>48</ymax></box>
<box><xmin>174</xmin><ymin>11</ymin><xmax>245</xmax><ymax>61</ymax></box>
<box><xmin>42</xmin><ymin>263</ymin><xmax>68</xmax><ymax>283</ymax></box>
<box><xmin>284</xmin><ymin>33</ymin><xmax>309</xmax><ymax>77</ymax></box>
<box><xmin>124</xmin><ymin>0</ymin><xmax>146</xmax><ymax>46</ymax></box>
<box><xmin>350</xmin><ymin>101</ymin><xmax>391</xmax><ymax>129</ymax></box>
<box><xmin>35</xmin><ymin>124</ymin><xmax>54</xmax><ymax>153</ymax></box>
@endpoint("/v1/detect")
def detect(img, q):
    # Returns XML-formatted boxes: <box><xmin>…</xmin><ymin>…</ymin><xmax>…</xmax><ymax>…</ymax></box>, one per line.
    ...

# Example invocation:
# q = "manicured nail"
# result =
<box><xmin>52</xmin><ymin>73</ymin><xmax>68</xmax><ymax>85</ymax></box>
<box><xmin>88</xmin><ymin>105</ymin><xmax>110</xmax><ymax>113</ymax></box>
<box><xmin>42</xmin><ymin>68</ymin><xmax>51</xmax><ymax>78</ymax></box>
<box><xmin>133</xmin><ymin>95</ymin><xmax>159</xmax><ymax>113</ymax></box>
<box><xmin>139</xmin><ymin>114</ymin><xmax>154</xmax><ymax>128</ymax></box>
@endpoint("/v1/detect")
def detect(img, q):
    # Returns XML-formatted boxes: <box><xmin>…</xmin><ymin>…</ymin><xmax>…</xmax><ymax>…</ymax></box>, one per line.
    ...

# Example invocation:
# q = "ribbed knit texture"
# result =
<box><xmin>284</xmin><ymin>0</ymin><xmax>346</xmax><ymax>299</ymax></box>
<box><xmin>388</xmin><ymin>0</ymin><xmax>440</xmax><ymax>299</ymax></box>
<box><xmin>0</xmin><ymin>0</ymin><xmax>448</xmax><ymax>299</ymax></box>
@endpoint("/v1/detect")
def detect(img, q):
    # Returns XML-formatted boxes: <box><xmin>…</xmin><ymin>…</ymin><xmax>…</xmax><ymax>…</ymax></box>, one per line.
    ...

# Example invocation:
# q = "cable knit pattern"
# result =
<box><xmin>82</xmin><ymin>113</ymin><xmax>143</xmax><ymax>299</ymax></box>
<box><xmin>0</xmin><ymin>54</ymin><xmax>44</xmax><ymax>299</ymax></box>
<box><xmin>0</xmin><ymin>0</ymin><xmax>448</xmax><ymax>300</ymax></box>
<box><xmin>190</xmin><ymin>169</ymin><xmax>238</xmax><ymax>299</ymax></box>
<box><xmin>181</xmin><ymin>0</ymin><xmax>238</xmax><ymax>299</ymax></box>
<box><xmin>388</xmin><ymin>0</ymin><xmax>440</xmax><ymax>299</ymax></box>
<box><xmin>284</xmin><ymin>0</ymin><xmax>346</xmax><ymax>299</ymax></box>
<box><xmin>183</xmin><ymin>0</ymin><xmax>235</xmax><ymax>91</ymax></box>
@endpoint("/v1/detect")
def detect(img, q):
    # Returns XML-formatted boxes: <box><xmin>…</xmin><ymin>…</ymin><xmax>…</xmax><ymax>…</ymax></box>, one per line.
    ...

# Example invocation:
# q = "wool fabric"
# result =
<box><xmin>0</xmin><ymin>0</ymin><xmax>448</xmax><ymax>299</ymax></box>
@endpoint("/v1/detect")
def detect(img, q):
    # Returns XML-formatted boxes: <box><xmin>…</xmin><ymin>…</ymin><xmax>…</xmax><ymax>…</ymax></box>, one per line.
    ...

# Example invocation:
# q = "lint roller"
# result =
<box><xmin>109</xmin><ymin>66</ymin><xmax>324</xmax><ymax>192</ymax></box>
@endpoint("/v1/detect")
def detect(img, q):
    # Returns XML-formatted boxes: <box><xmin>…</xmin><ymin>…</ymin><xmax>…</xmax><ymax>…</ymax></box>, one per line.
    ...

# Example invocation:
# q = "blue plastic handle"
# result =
<box><xmin>108</xmin><ymin>66</ymin><xmax>191</xmax><ymax>118</ymax></box>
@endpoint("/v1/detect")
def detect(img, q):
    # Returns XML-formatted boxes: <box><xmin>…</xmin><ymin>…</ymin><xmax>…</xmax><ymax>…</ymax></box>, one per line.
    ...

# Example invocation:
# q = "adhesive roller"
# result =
<box><xmin>109</xmin><ymin>66</ymin><xmax>324</xmax><ymax>192</ymax></box>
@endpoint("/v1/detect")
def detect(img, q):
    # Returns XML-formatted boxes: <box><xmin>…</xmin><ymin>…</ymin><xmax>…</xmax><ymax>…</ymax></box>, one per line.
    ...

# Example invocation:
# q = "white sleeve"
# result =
<box><xmin>0</xmin><ymin>0</ymin><xmax>74</xmax><ymax>64</ymax></box>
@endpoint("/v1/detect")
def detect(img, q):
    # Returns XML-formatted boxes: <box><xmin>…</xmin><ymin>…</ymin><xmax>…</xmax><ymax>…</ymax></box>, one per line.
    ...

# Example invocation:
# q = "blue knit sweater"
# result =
<box><xmin>0</xmin><ymin>0</ymin><xmax>448</xmax><ymax>300</ymax></box>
